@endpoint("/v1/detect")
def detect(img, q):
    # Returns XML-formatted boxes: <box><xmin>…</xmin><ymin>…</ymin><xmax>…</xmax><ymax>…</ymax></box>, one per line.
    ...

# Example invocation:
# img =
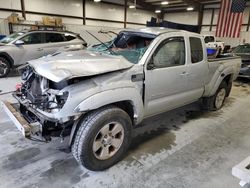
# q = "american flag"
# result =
<box><xmin>216</xmin><ymin>0</ymin><xmax>246</xmax><ymax>38</ymax></box>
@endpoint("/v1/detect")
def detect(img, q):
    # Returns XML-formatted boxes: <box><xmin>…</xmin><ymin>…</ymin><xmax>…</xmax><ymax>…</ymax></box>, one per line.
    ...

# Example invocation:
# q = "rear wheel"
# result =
<box><xmin>0</xmin><ymin>57</ymin><xmax>10</xmax><ymax>78</ymax></box>
<box><xmin>72</xmin><ymin>106</ymin><xmax>132</xmax><ymax>171</ymax></box>
<box><xmin>203</xmin><ymin>81</ymin><xmax>228</xmax><ymax>110</ymax></box>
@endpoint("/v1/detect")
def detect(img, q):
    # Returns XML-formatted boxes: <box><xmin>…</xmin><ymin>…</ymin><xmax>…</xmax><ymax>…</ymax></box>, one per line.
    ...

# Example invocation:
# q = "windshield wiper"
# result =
<box><xmin>98</xmin><ymin>30</ymin><xmax>118</xmax><ymax>37</ymax></box>
<box><xmin>85</xmin><ymin>30</ymin><xmax>117</xmax><ymax>55</ymax></box>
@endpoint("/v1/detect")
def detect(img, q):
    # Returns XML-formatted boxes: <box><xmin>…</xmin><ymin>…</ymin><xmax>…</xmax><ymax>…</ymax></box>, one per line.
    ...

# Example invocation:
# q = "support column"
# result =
<box><xmin>124</xmin><ymin>0</ymin><xmax>128</xmax><ymax>28</ymax></box>
<box><xmin>210</xmin><ymin>9</ymin><xmax>215</xmax><ymax>31</ymax></box>
<box><xmin>82</xmin><ymin>0</ymin><xmax>86</xmax><ymax>25</ymax></box>
<box><xmin>197</xmin><ymin>5</ymin><xmax>204</xmax><ymax>33</ymax></box>
<box><xmin>20</xmin><ymin>0</ymin><xmax>26</xmax><ymax>20</ymax></box>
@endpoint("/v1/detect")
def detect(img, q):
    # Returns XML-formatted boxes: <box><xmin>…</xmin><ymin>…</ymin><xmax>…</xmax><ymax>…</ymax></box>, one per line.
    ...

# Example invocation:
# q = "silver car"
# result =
<box><xmin>0</xmin><ymin>30</ymin><xmax>86</xmax><ymax>77</ymax></box>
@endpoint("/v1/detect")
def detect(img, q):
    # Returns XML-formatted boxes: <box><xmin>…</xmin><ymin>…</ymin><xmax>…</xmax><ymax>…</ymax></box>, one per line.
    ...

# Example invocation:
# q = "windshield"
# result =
<box><xmin>0</xmin><ymin>32</ymin><xmax>25</xmax><ymax>44</ymax></box>
<box><xmin>88</xmin><ymin>31</ymin><xmax>156</xmax><ymax>64</ymax></box>
<box><xmin>233</xmin><ymin>44</ymin><xmax>250</xmax><ymax>53</ymax></box>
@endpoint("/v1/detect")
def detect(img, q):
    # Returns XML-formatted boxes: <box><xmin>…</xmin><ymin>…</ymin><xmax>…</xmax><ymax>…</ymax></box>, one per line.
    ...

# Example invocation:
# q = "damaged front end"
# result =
<box><xmin>10</xmin><ymin>65</ymin><xmax>74</xmax><ymax>141</ymax></box>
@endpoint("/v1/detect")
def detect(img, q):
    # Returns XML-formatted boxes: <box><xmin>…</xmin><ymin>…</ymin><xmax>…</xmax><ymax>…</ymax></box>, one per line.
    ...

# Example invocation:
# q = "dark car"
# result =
<box><xmin>232</xmin><ymin>43</ymin><xmax>250</xmax><ymax>78</ymax></box>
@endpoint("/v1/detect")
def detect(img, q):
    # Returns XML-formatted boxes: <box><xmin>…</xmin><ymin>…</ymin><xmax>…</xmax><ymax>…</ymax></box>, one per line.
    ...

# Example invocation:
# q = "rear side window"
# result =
<box><xmin>63</xmin><ymin>34</ymin><xmax>76</xmax><ymax>41</ymax></box>
<box><xmin>190</xmin><ymin>37</ymin><xmax>203</xmax><ymax>63</ymax></box>
<box><xmin>46</xmin><ymin>33</ymin><xmax>65</xmax><ymax>43</ymax></box>
<box><xmin>21</xmin><ymin>33</ymin><xmax>43</xmax><ymax>44</ymax></box>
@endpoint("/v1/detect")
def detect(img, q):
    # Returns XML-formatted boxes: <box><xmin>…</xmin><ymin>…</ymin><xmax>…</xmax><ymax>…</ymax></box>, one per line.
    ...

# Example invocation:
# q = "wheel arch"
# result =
<box><xmin>69</xmin><ymin>88</ymin><xmax>144</xmax><ymax>146</ymax></box>
<box><xmin>207</xmin><ymin>68</ymin><xmax>234</xmax><ymax>97</ymax></box>
<box><xmin>0</xmin><ymin>52</ymin><xmax>14</xmax><ymax>68</ymax></box>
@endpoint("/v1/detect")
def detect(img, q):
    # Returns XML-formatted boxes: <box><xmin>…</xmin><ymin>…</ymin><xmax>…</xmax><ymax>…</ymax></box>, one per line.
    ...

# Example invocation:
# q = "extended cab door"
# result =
<box><xmin>144</xmin><ymin>36</ymin><xmax>189</xmax><ymax>117</ymax></box>
<box><xmin>185</xmin><ymin>37</ymin><xmax>209</xmax><ymax>100</ymax></box>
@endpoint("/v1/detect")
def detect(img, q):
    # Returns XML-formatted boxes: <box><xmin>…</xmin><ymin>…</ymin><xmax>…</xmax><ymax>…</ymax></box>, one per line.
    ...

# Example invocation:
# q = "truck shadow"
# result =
<box><xmin>125</xmin><ymin>99</ymin><xmax>232</xmax><ymax>160</ymax></box>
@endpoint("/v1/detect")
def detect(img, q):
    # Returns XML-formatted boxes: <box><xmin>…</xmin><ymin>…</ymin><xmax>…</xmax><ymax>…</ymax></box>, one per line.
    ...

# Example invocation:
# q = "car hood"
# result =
<box><xmin>28</xmin><ymin>50</ymin><xmax>134</xmax><ymax>83</ymax></box>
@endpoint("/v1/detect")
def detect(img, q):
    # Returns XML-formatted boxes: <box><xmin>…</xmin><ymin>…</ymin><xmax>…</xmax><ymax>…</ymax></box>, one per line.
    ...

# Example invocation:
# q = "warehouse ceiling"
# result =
<box><xmin>100</xmin><ymin>0</ymin><xmax>222</xmax><ymax>12</ymax></box>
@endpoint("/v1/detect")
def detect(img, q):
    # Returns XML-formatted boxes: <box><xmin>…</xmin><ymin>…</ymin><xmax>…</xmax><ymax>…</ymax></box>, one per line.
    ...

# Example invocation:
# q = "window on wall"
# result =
<box><xmin>151</xmin><ymin>37</ymin><xmax>186</xmax><ymax>69</ymax></box>
<box><xmin>190</xmin><ymin>37</ymin><xmax>203</xmax><ymax>63</ymax></box>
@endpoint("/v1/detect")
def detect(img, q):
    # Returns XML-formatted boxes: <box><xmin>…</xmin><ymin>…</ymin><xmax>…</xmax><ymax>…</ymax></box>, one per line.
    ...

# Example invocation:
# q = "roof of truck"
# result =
<box><xmin>122</xmin><ymin>27</ymin><xmax>183</xmax><ymax>36</ymax></box>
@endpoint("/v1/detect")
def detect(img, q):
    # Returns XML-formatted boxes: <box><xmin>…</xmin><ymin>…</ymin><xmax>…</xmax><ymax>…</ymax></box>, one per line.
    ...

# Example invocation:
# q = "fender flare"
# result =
<box><xmin>208</xmin><ymin>66</ymin><xmax>234</xmax><ymax>96</ymax></box>
<box><xmin>68</xmin><ymin>87</ymin><xmax>144</xmax><ymax>146</ymax></box>
<box><xmin>74</xmin><ymin>87</ymin><xmax>144</xmax><ymax>123</ymax></box>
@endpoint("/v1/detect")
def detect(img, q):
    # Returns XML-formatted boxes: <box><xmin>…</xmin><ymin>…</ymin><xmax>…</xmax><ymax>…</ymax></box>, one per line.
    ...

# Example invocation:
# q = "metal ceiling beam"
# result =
<box><xmin>128</xmin><ymin>0</ymin><xmax>158</xmax><ymax>11</ymax></box>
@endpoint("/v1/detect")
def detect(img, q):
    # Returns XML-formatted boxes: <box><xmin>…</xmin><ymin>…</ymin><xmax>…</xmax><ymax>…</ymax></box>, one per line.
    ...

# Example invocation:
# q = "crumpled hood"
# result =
<box><xmin>28</xmin><ymin>50</ymin><xmax>134</xmax><ymax>82</ymax></box>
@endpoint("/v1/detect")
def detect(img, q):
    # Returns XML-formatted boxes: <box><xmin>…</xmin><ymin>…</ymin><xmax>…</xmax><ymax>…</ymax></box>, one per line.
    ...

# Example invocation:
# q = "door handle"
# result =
<box><xmin>180</xmin><ymin>72</ymin><xmax>189</xmax><ymax>76</ymax></box>
<box><xmin>37</xmin><ymin>48</ymin><xmax>43</xmax><ymax>51</ymax></box>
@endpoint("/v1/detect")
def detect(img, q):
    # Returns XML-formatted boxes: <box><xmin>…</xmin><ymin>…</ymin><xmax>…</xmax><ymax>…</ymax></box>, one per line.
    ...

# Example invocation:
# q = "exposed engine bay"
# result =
<box><xmin>18</xmin><ymin>65</ymin><xmax>69</xmax><ymax>113</ymax></box>
<box><xmin>14</xmin><ymin>65</ymin><xmax>76</xmax><ymax>141</ymax></box>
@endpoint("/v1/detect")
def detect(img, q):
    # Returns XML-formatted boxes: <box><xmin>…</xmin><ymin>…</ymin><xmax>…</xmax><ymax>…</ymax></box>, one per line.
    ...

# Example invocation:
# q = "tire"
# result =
<box><xmin>72</xmin><ymin>106</ymin><xmax>132</xmax><ymax>171</ymax></box>
<box><xmin>0</xmin><ymin>57</ymin><xmax>10</xmax><ymax>78</ymax></box>
<box><xmin>203</xmin><ymin>81</ymin><xmax>228</xmax><ymax>111</ymax></box>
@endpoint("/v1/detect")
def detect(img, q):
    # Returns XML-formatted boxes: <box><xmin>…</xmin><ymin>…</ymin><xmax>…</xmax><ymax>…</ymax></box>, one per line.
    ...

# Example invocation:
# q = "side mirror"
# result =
<box><xmin>15</xmin><ymin>40</ymin><xmax>24</xmax><ymax>45</ymax></box>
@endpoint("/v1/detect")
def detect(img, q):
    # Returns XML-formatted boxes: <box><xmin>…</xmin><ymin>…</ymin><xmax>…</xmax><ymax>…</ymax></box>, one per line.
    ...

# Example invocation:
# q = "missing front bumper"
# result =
<box><xmin>2</xmin><ymin>101</ymin><xmax>34</xmax><ymax>137</ymax></box>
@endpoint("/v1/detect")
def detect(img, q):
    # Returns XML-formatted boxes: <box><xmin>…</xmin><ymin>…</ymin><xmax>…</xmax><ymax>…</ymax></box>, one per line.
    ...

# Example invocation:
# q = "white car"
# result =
<box><xmin>0</xmin><ymin>30</ymin><xmax>87</xmax><ymax>77</ymax></box>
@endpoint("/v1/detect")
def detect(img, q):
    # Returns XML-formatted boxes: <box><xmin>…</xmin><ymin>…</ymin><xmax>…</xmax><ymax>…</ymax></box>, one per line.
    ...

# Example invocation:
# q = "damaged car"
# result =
<box><xmin>232</xmin><ymin>43</ymin><xmax>250</xmax><ymax>78</ymax></box>
<box><xmin>2</xmin><ymin>28</ymin><xmax>241</xmax><ymax>171</ymax></box>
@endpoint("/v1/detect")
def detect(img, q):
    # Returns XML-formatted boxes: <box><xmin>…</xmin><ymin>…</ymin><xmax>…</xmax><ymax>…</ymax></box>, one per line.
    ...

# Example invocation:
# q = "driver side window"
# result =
<box><xmin>150</xmin><ymin>37</ymin><xmax>185</xmax><ymax>69</ymax></box>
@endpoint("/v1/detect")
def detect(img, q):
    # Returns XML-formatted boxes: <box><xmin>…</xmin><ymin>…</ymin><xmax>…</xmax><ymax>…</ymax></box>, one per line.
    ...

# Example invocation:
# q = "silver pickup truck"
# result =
<box><xmin>2</xmin><ymin>28</ymin><xmax>241</xmax><ymax>171</ymax></box>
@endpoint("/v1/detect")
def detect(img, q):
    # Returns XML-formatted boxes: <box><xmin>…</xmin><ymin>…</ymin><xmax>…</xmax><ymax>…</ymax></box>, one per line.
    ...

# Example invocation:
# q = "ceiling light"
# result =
<box><xmin>129</xmin><ymin>5</ymin><xmax>136</xmax><ymax>8</ymax></box>
<box><xmin>187</xmin><ymin>7</ymin><xmax>194</xmax><ymax>11</ymax></box>
<box><xmin>155</xmin><ymin>10</ymin><xmax>161</xmax><ymax>13</ymax></box>
<box><xmin>161</xmin><ymin>1</ymin><xmax>169</xmax><ymax>5</ymax></box>
<box><xmin>94</xmin><ymin>0</ymin><xmax>101</xmax><ymax>2</ymax></box>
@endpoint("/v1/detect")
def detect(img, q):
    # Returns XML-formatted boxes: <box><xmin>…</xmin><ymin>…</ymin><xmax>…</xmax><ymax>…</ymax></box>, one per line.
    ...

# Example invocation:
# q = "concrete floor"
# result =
<box><xmin>0</xmin><ymin>74</ymin><xmax>250</xmax><ymax>188</ymax></box>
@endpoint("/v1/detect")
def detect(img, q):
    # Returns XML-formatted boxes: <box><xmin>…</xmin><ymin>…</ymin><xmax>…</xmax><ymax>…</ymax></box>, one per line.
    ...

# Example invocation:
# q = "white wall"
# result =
<box><xmin>163</xmin><ymin>11</ymin><xmax>199</xmax><ymax>25</ymax></box>
<box><xmin>127</xmin><ymin>8</ymin><xmax>156</xmax><ymax>24</ymax></box>
<box><xmin>0</xmin><ymin>0</ymin><xmax>21</xmax><ymax>10</ymax></box>
<box><xmin>0</xmin><ymin>0</ymin><xmax>155</xmax><ymax>35</ymax></box>
<box><xmin>86</xmin><ymin>1</ymin><xmax>123</xmax><ymax>22</ymax></box>
<box><xmin>25</xmin><ymin>0</ymin><xmax>83</xmax><ymax>17</ymax></box>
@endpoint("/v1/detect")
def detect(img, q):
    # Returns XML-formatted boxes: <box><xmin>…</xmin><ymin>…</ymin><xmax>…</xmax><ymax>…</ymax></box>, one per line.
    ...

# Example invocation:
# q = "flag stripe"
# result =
<box><xmin>225</xmin><ymin>1</ymin><xmax>233</xmax><ymax>37</ymax></box>
<box><xmin>216</xmin><ymin>0</ymin><xmax>224</xmax><ymax>37</ymax></box>
<box><xmin>220</xmin><ymin>0</ymin><xmax>228</xmax><ymax>36</ymax></box>
<box><xmin>229</xmin><ymin>13</ymin><xmax>235</xmax><ymax>37</ymax></box>
<box><xmin>233</xmin><ymin>13</ymin><xmax>240</xmax><ymax>37</ymax></box>
<box><xmin>222</xmin><ymin>0</ymin><xmax>231</xmax><ymax>37</ymax></box>
<box><xmin>235</xmin><ymin>13</ymin><xmax>243</xmax><ymax>38</ymax></box>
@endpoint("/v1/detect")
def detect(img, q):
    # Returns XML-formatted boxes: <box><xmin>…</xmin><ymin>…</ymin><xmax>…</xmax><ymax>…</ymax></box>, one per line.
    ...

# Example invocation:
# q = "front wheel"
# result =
<box><xmin>203</xmin><ymin>81</ymin><xmax>228</xmax><ymax>110</ymax></box>
<box><xmin>72</xmin><ymin>106</ymin><xmax>132</xmax><ymax>171</ymax></box>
